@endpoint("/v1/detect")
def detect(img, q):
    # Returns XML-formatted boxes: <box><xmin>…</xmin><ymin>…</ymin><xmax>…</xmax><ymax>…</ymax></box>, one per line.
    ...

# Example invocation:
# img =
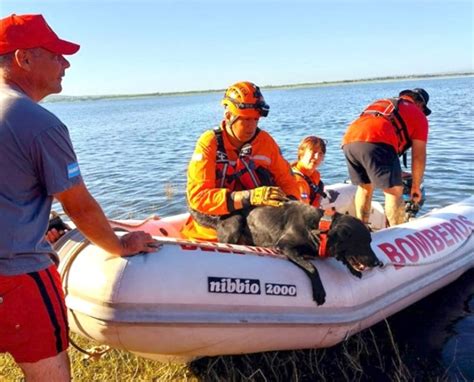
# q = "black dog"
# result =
<box><xmin>216</xmin><ymin>201</ymin><xmax>382</xmax><ymax>305</ymax></box>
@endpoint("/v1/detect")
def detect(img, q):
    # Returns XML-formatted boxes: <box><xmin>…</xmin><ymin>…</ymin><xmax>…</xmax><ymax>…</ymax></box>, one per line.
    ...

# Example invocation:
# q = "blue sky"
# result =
<box><xmin>1</xmin><ymin>0</ymin><xmax>472</xmax><ymax>96</ymax></box>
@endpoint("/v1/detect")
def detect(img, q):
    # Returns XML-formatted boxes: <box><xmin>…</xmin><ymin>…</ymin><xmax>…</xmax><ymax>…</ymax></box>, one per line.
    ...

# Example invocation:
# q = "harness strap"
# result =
<box><xmin>214</xmin><ymin>127</ymin><xmax>228</xmax><ymax>188</ymax></box>
<box><xmin>214</xmin><ymin>127</ymin><xmax>227</xmax><ymax>159</ymax></box>
<box><xmin>318</xmin><ymin>209</ymin><xmax>335</xmax><ymax>257</ymax></box>
<box><xmin>239</xmin><ymin>143</ymin><xmax>261</xmax><ymax>188</ymax></box>
<box><xmin>213</xmin><ymin>127</ymin><xmax>264</xmax><ymax>189</ymax></box>
<box><xmin>361</xmin><ymin>98</ymin><xmax>412</xmax><ymax>157</ymax></box>
<box><xmin>293</xmin><ymin>169</ymin><xmax>325</xmax><ymax>205</ymax></box>
<box><xmin>391</xmin><ymin>99</ymin><xmax>412</xmax><ymax>156</ymax></box>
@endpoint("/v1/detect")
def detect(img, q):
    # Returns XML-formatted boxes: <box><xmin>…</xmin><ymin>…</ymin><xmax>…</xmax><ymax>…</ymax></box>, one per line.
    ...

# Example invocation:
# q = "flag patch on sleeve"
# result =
<box><xmin>67</xmin><ymin>162</ymin><xmax>80</xmax><ymax>179</ymax></box>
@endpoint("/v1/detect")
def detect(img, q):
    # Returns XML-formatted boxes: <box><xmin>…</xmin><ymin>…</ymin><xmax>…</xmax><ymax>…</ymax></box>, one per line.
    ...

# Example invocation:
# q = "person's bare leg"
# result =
<box><xmin>355</xmin><ymin>184</ymin><xmax>373</xmax><ymax>223</ymax></box>
<box><xmin>19</xmin><ymin>350</ymin><xmax>71</xmax><ymax>382</ymax></box>
<box><xmin>384</xmin><ymin>185</ymin><xmax>404</xmax><ymax>226</ymax></box>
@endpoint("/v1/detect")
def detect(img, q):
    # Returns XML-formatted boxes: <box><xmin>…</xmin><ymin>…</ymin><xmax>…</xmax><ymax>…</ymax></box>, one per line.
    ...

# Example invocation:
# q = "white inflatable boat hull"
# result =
<box><xmin>55</xmin><ymin>184</ymin><xmax>474</xmax><ymax>362</ymax></box>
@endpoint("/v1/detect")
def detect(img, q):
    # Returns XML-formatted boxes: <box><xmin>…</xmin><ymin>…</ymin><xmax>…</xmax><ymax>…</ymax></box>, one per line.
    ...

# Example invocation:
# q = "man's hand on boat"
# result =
<box><xmin>119</xmin><ymin>231</ymin><xmax>158</xmax><ymax>256</ymax></box>
<box><xmin>45</xmin><ymin>210</ymin><xmax>158</xmax><ymax>255</ymax></box>
<box><xmin>50</xmin><ymin>182</ymin><xmax>160</xmax><ymax>257</ymax></box>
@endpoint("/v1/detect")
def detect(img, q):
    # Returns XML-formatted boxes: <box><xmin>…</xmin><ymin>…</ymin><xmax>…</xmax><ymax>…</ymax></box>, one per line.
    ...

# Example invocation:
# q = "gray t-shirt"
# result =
<box><xmin>0</xmin><ymin>84</ymin><xmax>82</xmax><ymax>275</ymax></box>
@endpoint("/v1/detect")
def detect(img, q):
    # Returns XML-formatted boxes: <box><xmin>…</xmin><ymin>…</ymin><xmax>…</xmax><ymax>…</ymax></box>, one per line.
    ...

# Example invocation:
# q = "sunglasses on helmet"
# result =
<box><xmin>224</xmin><ymin>97</ymin><xmax>270</xmax><ymax>117</ymax></box>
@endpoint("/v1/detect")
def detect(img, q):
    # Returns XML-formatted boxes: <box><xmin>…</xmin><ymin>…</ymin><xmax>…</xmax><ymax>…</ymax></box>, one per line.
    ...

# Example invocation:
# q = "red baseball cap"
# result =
<box><xmin>0</xmin><ymin>14</ymin><xmax>80</xmax><ymax>55</ymax></box>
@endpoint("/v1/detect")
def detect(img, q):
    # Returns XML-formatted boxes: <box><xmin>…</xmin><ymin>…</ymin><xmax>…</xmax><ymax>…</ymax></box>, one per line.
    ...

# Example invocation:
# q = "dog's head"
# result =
<box><xmin>327</xmin><ymin>214</ymin><xmax>382</xmax><ymax>278</ymax></box>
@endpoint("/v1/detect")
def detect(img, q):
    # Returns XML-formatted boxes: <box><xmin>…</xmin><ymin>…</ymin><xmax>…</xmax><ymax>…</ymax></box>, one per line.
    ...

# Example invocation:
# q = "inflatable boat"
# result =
<box><xmin>54</xmin><ymin>183</ymin><xmax>474</xmax><ymax>362</ymax></box>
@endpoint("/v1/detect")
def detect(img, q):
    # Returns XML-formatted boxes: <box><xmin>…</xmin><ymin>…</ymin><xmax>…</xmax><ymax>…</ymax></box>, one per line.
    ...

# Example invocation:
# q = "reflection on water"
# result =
<box><xmin>387</xmin><ymin>270</ymin><xmax>474</xmax><ymax>380</ymax></box>
<box><xmin>46</xmin><ymin>76</ymin><xmax>474</xmax><ymax>377</ymax></box>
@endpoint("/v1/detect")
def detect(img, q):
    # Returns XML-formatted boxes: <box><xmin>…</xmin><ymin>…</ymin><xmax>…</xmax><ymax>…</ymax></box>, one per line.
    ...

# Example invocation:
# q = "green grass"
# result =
<box><xmin>0</xmin><ymin>320</ymin><xmax>452</xmax><ymax>381</ymax></box>
<box><xmin>0</xmin><ymin>333</ymin><xmax>193</xmax><ymax>382</ymax></box>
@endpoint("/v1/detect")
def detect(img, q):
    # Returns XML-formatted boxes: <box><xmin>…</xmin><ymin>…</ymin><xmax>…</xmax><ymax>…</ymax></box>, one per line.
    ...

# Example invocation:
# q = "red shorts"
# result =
<box><xmin>0</xmin><ymin>265</ymin><xmax>69</xmax><ymax>363</ymax></box>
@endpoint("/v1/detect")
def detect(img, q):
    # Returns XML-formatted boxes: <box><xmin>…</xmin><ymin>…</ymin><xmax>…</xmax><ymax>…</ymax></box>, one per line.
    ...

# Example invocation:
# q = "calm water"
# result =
<box><xmin>46</xmin><ymin>76</ymin><xmax>473</xmax><ymax>378</ymax></box>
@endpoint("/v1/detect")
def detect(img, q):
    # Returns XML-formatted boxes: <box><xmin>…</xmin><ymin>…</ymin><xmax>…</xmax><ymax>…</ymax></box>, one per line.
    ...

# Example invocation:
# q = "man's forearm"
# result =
<box><xmin>63</xmin><ymin>197</ymin><xmax>123</xmax><ymax>255</ymax></box>
<box><xmin>411</xmin><ymin>160</ymin><xmax>425</xmax><ymax>188</ymax></box>
<box><xmin>57</xmin><ymin>184</ymin><xmax>124</xmax><ymax>256</ymax></box>
<box><xmin>411</xmin><ymin>140</ymin><xmax>427</xmax><ymax>188</ymax></box>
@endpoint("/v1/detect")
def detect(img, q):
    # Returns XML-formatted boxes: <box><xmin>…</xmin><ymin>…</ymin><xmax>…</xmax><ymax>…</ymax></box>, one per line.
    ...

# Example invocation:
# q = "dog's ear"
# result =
<box><xmin>330</xmin><ymin>224</ymin><xmax>352</xmax><ymax>241</ymax></box>
<box><xmin>327</xmin><ymin>224</ymin><xmax>350</xmax><ymax>251</ymax></box>
<box><xmin>327</xmin><ymin>224</ymin><xmax>353</xmax><ymax>261</ymax></box>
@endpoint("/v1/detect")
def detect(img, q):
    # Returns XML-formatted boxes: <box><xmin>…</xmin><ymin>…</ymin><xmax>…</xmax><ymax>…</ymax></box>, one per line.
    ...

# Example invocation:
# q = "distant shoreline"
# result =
<box><xmin>44</xmin><ymin>72</ymin><xmax>473</xmax><ymax>103</ymax></box>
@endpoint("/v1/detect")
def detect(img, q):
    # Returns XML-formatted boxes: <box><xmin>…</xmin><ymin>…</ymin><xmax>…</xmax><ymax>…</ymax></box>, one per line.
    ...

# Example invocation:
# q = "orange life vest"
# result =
<box><xmin>360</xmin><ymin>98</ymin><xmax>412</xmax><ymax>155</ymax></box>
<box><xmin>292</xmin><ymin>168</ymin><xmax>325</xmax><ymax>206</ymax></box>
<box><xmin>214</xmin><ymin>127</ymin><xmax>275</xmax><ymax>191</ymax></box>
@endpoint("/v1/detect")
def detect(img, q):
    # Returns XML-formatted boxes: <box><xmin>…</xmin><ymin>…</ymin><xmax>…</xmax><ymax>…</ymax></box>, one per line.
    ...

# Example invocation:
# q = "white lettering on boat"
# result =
<box><xmin>180</xmin><ymin>242</ymin><xmax>282</xmax><ymax>257</ymax></box>
<box><xmin>265</xmin><ymin>283</ymin><xmax>297</xmax><ymax>297</ymax></box>
<box><xmin>377</xmin><ymin>215</ymin><xmax>473</xmax><ymax>269</ymax></box>
<box><xmin>208</xmin><ymin>277</ymin><xmax>261</xmax><ymax>294</ymax></box>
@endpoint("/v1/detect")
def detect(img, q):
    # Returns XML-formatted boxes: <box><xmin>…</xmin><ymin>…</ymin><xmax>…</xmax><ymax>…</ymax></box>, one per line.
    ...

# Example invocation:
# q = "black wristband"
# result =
<box><xmin>231</xmin><ymin>190</ymin><xmax>251</xmax><ymax>209</ymax></box>
<box><xmin>241</xmin><ymin>190</ymin><xmax>251</xmax><ymax>209</ymax></box>
<box><xmin>226</xmin><ymin>193</ymin><xmax>236</xmax><ymax>212</ymax></box>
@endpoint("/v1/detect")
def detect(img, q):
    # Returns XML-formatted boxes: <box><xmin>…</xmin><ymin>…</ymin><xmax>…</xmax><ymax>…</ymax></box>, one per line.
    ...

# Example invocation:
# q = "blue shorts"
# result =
<box><xmin>343</xmin><ymin>142</ymin><xmax>402</xmax><ymax>189</ymax></box>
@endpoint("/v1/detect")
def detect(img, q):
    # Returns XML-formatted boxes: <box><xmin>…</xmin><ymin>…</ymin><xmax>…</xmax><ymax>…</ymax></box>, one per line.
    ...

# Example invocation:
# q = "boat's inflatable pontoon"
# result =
<box><xmin>55</xmin><ymin>184</ymin><xmax>474</xmax><ymax>362</ymax></box>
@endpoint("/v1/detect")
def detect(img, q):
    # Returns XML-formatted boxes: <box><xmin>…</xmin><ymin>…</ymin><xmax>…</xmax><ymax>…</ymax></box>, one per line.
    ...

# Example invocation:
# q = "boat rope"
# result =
<box><xmin>108</xmin><ymin>215</ymin><xmax>160</xmax><ymax>228</ymax></box>
<box><xmin>147</xmin><ymin>236</ymin><xmax>289</xmax><ymax>260</ymax></box>
<box><xmin>68</xmin><ymin>336</ymin><xmax>111</xmax><ymax>361</ymax></box>
<box><xmin>381</xmin><ymin>231</ymin><xmax>473</xmax><ymax>267</ymax></box>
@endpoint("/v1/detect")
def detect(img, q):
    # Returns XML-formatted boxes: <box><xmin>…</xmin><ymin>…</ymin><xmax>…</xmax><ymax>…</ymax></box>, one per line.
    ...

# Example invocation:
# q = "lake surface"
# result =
<box><xmin>46</xmin><ymin>76</ymin><xmax>473</xmax><ymax>378</ymax></box>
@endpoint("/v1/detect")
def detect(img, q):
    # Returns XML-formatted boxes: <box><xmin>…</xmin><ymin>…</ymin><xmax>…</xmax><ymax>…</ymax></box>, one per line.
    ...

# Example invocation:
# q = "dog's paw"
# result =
<box><xmin>315</xmin><ymin>290</ymin><xmax>326</xmax><ymax>305</ymax></box>
<box><xmin>349</xmin><ymin>267</ymin><xmax>363</xmax><ymax>278</ymax></box>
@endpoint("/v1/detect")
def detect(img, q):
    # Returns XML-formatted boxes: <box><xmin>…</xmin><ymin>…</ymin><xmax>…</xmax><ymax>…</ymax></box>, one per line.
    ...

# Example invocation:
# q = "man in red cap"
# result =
<box><xmin>341</xmin><ymin>88</ymin><xmax>430</xmax><ymax>227</ymax></box>
<box><xmin>0</xmin><ymin>14</ymin><xmax>156</xmax><ymax>380</ymax></box>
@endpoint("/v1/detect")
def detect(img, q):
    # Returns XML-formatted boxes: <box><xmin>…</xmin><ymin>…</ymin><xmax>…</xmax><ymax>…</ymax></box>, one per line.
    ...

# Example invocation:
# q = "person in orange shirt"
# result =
<box><xmin>182</xmin><ymin>81</ymin><xmax>300</xmax><ymax>241</ymax></box>
<box><xmin>292</xmin><ymin>136</ymin><xmax>337</xmax><ymax>207</ymax></box>
<box><xmin>341</xmin><ymin>88</ymin><xmax>430</xmax><ymax>226</ymax></box>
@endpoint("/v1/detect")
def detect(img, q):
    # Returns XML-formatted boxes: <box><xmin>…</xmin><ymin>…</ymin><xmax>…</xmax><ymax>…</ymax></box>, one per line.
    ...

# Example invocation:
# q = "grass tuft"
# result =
<box><xmin>0</xmin><ymin>319</ymin><xmax>457</xmax><ymax>382</ymax></box>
